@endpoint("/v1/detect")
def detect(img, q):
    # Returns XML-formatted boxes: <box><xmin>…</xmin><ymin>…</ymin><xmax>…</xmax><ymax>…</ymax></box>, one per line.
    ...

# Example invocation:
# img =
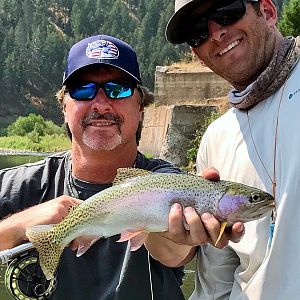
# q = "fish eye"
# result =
<box><xmin>250</xmin><ymin>194</ymin><xmax>260</xmax><ymax>203</ymax></box>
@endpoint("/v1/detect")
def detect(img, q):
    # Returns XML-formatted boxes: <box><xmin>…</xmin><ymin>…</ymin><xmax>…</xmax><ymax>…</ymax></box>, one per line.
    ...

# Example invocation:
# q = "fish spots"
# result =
<box><xmin>26</xmin><ymin>171</ymin><xmax>274</xmax><ymax>280</ymax></box>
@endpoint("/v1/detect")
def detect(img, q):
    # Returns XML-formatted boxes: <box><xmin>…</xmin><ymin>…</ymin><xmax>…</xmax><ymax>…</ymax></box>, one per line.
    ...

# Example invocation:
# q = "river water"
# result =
<box><xmin>0</xmin><ymin>154</ymin><xmax>196</xmax><ymax>299</ymax></box>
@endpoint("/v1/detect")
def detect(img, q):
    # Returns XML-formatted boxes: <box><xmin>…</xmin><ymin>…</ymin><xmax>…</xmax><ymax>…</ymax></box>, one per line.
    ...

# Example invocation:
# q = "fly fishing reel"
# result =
<box><xmin>1</xmin><ymin>243</ymin><xmax>57</xmax><ymax>300</ymax></box>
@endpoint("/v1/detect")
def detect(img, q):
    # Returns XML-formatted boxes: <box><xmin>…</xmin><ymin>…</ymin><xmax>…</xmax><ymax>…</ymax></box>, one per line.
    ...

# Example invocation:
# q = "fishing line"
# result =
<box><xmin>147</xmin><ymin>251</ymin><xmax>154</xmax><ymax>300</ymax></box>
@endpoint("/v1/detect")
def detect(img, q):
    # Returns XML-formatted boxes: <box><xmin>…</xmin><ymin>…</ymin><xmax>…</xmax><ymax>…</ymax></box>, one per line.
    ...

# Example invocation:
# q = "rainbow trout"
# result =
<box><xmin>26</xmin><ymin>168</ymin><xmax>274</xmax><ymax>280</ymax></box>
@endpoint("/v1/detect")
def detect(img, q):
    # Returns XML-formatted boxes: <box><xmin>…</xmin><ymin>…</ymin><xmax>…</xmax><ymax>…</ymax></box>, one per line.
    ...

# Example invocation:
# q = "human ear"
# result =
<box><xmin>139</xmin><ymin>104</ymin><xmax>144</xmax><ymax>113</ymax></box>
<box><xmin>260</xmin><ymin>0</ymin><xmax>278</xmax><ymax>26</ymax></box>
<box><xmin>63</xmin><ymin>102</ymin><xmax>68</xmax><ymax>123</ymax></box>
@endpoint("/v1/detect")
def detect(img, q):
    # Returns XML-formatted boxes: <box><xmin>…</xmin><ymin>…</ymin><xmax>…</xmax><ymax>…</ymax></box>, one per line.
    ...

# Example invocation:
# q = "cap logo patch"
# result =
<box><xmin>86</xmin><ymin>40</ymin><xmax>119</xmax><ymax>60</ymax></box>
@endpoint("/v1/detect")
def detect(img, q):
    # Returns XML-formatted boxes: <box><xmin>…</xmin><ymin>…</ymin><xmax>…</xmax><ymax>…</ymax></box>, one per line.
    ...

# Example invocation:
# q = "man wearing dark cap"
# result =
<box><xmin>160</xmin><ymin>0</ymin><xmax>300</xmax><ymax>299</ymax></box>
<box><xmin>0</xmin><ymin>35</ymin><xmax>189</xmax><ymax>300</ymax></box>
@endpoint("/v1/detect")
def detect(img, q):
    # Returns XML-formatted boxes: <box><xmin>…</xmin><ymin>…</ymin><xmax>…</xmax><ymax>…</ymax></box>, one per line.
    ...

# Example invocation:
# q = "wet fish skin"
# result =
<box><xmin>26</xmin><ymin>169</ymin><xmax>275</xmax><ymax>280</ymax></box>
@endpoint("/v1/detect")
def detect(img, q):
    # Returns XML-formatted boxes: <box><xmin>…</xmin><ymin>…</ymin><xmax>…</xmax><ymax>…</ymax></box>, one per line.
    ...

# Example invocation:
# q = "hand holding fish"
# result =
<box><xmin>144</xmin><ymin>168</ymin><xmax>245</xmax><ymax>267</ymax></box>
<box><xmin>0</xmin><ymin>196</ymin><xmax>82</xmax><ymax>250</ymax></box>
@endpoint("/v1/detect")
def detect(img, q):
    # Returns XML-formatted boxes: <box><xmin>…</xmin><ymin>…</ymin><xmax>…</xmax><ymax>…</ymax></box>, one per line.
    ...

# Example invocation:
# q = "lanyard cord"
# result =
<box><xmin>246</xmin><ymin>82</ymin><xmax>286</xmax><ymax>223</ymax></box>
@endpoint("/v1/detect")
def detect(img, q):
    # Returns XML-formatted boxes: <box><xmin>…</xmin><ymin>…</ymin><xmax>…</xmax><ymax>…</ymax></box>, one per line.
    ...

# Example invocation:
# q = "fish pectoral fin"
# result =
<box><xmin>75</xmin><ymin>235</ymin><xmax>101</xmax><ymax>257</ymax></box>
<box><xmin>214</xmin><ymin>221</ymin><xmax>227</xmax><ymax>247</ymax></box>
<box><xmin>129</xmin><ymin>232</ymin><xmax>149</xmax><ymax>251</ymax></box>
<box><xmin>117</xmin><ymin>230</ymin><xmax>149</xmax><ymax>251</ymax></box>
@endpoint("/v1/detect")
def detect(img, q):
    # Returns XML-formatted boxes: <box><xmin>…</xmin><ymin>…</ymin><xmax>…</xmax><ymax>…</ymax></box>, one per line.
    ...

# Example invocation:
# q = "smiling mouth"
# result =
<box><xmin>218</xmin><ymin>39</ymin><xmax>241</xmax><ymax>56</ymax></box>
<box><xmin>88</xmin><ymin>121</ymin><xmax>117</xmax><ymax>127</ymax></box>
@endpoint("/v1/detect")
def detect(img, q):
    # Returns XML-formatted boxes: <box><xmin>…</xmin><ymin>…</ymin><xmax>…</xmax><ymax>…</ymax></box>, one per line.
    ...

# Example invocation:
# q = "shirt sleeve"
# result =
<box><xmin>0</xmin><ymin>165</ymin><xmax>43</xmax><ymax>218</ymax></box>
<box><xmin>190</xmin><ymin>245</ymin><xmax>240</xmax><ymax>300</ymax></box>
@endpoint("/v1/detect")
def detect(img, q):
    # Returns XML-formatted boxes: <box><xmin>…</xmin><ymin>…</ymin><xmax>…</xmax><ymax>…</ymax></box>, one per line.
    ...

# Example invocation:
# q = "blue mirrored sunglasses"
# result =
<box><xmin>67</xmin><ymin>81</ymin><xmax>136</xmax><ymax>100</ymax></box>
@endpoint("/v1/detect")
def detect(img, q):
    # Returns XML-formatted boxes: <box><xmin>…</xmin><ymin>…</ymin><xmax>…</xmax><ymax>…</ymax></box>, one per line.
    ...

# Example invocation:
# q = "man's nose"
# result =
<box><xmin>90</xmin><ymin>88</ymin><xmax>112</xmax><ymax>112</ymax></box>
<box><xmin>208</xmin><ymin>20</ymin><xmax>227</xmax><ymax>42</ymax></box>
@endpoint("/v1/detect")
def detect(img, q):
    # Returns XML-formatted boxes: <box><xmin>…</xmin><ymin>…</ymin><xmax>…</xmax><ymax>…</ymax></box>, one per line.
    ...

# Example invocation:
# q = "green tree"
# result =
<box><xmin>278</xmin><ymin>0</ymin><xmax>300</xmax><ymax>36</ymax></box>
<box><xmin>0</xmin><ymin>0</ymin><xmax>191</xmax><ymax>127</ymax></box>
<box><xmin>6</xmin><ymin>113</ymin><xmax>47</xmax><ymax>136</ymax></box>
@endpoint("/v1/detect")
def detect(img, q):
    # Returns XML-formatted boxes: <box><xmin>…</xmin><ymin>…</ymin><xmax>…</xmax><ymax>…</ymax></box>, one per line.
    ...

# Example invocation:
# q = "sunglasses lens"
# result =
<box><xmin>212</xmin><ymin>0</ymin><xmax>246</xmax><ymax>26</ymax></box>
<box><xmin>186</xmin><ymin>0</ymin><xmax>246</xmax><ymax>47</ymax></box>
<box><xmin>69</xmin><ymin>83</ymin><xmax>96</xmax><ymax>100</ymax></box>
<box><xmin>68</xmin><ymin>82</ymin><xmax>135</xmax><ymax>100</ymax></box>
<box><xmin>187</xmin><ymin>20</ymin><xmax>208</xmax><ymax>47</ymax></box>
<box><xmin>104</xmin><ymin>82</ymin><xmax>134</xmax><ymax>99</ymax></box>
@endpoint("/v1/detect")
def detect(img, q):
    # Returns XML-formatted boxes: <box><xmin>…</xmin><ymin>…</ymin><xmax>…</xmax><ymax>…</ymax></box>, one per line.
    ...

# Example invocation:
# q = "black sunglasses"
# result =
<box><xmin>186</xmin><ymin>0</ymin><xmax>254</xmax><ymax>48</ymax></box>
<box><xmin>67</xmin><ymin>81</ymin><xmax>137</xmax><ymax>101</ymax></box>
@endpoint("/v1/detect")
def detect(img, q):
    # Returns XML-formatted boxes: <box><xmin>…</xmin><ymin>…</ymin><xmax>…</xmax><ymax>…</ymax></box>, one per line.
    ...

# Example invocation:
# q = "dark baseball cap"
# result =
<box><xmin>63</xmin><ymin>35</ymin><xmax>141</xmax><ymax>84</ymax></box>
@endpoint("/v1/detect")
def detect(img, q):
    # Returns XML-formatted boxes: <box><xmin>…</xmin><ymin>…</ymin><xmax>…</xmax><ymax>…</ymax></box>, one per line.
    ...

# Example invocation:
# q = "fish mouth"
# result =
<box><xmin>242</xmin><ymin>200</ymin><xmax>275</xmax><ymax>221</ymax></box>
<box><xmin>253</xmin><ymin>201</ymin><xmax>275</xmax><ymax>215</ymax></box>
<box><xmin>249</xmin><ymin>200</ymin><xmax>275</xmax><ymax>218</ymax></box>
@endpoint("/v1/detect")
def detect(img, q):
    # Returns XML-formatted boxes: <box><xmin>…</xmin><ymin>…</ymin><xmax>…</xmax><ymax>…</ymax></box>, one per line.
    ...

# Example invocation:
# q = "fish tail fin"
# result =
<box><xmin>26</xmin><ymin>224</ymin><xmax>64</xmax><ymax>280</ymax></box>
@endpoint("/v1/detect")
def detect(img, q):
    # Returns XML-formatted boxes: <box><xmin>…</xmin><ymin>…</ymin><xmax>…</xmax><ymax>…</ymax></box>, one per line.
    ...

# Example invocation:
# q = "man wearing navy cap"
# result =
<box><xmin>153</xmin><ymin>0</ymin><xmax>300</xmax><ymax>299</ymax></box>
<box><xmin>0</xmin><ymin>35</ymin><xmax>191</xmax><ymax>299</ymax></box>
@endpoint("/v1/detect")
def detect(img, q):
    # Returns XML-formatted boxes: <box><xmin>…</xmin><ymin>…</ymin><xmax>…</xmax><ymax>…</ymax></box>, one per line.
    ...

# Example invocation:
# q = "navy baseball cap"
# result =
<box><xmin>62</xmin><ymin>35</ymin><xmax>141</xmax><ymax>84</ymax></box>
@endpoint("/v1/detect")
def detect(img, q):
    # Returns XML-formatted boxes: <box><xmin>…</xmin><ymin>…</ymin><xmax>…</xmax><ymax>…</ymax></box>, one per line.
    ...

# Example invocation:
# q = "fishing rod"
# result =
<box><xmin>0</xmin><ymin>242</ymin><xmax>35</xmax><ymax>264</ymax></box>
<box><xmin>0</xmin><ymin>243</ymin><xmax>57</xmax><ymax>300</ymax></box>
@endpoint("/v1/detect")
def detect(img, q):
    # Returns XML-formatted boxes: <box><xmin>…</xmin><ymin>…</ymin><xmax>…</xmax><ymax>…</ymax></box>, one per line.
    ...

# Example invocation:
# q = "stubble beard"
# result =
<box><xmin>82</xmin><ymin>130</ymin><xmax>122</xmax><ymax>151</ymax></box>
<box><xmin>200</xmin><ymin>17</ymin><xmax>274</xmax><ymax>90</ymax></box>
<box><xmin>81</xmin><ymin>111</ymin><xmax>123</xmax><ymax>151</ymax></box>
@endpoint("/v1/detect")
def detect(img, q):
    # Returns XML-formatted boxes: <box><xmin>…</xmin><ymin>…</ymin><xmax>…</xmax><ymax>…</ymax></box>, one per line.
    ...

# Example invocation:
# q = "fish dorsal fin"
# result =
<box><xmin>113</xmin><ymin>168</ymin><xmax>152</xmax><ymax>185</ymax></box>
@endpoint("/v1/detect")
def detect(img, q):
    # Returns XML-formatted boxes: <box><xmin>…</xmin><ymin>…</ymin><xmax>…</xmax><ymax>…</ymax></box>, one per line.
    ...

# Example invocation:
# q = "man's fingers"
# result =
<box><xmin>167</xmin><ymin>204</ymin><xmax>207</xmax><ymax>246</ymax></box>
<box><xmin>226</xmin><ymin>222</ymin><xmax>245</xmax><ymax>243</ymax></box>
<box><xmin>200</xmin><ymin>213</ymin><xmax>220</xmax><ymax>242</ymax></box>
<box><xmin>168</xmin><ymin>203</ymin><xmax>186</xmax><ymax>237</ymax></box>
<box><xmin>71</xmin><ymin>198</ymin><xmax>83</xmax><ymax>205</ymax></box>
<box><xmin>184</xmin><ymin>207</ymin><xmax>208</xmax><ymax>245</ymax></box>
<box><xmin>166</xmin><ymin>203</ymin><xmax>244</xmax><ymax>248</ymax></box>
<box><xmin>200</xmin><ymin>167</ymin><xmax>220</xmax><ymax>181</ymax></box>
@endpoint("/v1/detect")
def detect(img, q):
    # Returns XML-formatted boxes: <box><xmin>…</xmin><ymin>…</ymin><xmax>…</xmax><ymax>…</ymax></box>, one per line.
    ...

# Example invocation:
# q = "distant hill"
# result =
<box><xmin>0</xmin><ymin>0</ymin><xmax>188</xmax><ymax>127</ymax></box>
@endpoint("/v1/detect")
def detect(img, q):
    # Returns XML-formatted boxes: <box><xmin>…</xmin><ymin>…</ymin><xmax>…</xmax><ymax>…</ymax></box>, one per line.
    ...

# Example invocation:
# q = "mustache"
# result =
<box><xmin>81</xmin><ymin>112</ymin><xmax>122</xmax><ymax>126</ymax></box>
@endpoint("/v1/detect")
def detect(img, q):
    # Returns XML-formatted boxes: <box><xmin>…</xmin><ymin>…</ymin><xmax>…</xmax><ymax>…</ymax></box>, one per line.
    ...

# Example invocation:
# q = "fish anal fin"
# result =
<box><xmin>113</xmin><ymin>168</ymin><xmax>152</xmax><ymax>185</ymax></box>
<box><xmin>75</xmin><ymin>235</ymin><xmax>101</xmax><ymax>257</ymax></box>
<box><xmin>215</xmin><ymin>221</ymin><xmax>227</xmax><ymax>246</ymax></box>
<box><xmin>117</xmin><ymin>230</ymin><xmax>149</xmax><ymax>251</ymax></box>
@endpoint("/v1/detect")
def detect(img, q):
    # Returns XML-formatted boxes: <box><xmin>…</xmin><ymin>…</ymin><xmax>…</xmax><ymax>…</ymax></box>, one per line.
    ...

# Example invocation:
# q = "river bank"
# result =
<box><xmin>0</xmin><ymin>135</ymin><xmax>71</xmax><ymax>153</ymax></box>
<box><xmin>0</xmin><ymin>148</ymin><xmax>54</xmax><ymax>156</ymax></box>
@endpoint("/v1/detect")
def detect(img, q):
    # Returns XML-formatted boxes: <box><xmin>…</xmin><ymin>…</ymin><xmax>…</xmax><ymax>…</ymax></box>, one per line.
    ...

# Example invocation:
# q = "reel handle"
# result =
<box><xmin>0</xmin><ymin>242</ymin><xmax>34</xmax><ymax>264</ymax></box>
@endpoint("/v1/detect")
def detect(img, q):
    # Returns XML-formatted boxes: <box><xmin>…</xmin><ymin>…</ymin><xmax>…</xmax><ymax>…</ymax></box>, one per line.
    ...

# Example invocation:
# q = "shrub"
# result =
<box><xmin>7</xmin><ymin>113</ymin><xmax>46</xmax><ymax>137</ymax></box>
<box><xmin>6</xmin><ymin>113</ymin><xmax>64</xmax><ymax>137</ymax></box>
<box><xmin>278</xmin><ymin>0</ymin><xmax>300</xmax><ymax>36</ymax></box>
<box><xmin>186</xmin><ymin>111</ymin><xmax>220</xmax><ymax>165</ymax></box>
<box><xmin>44</xmin><ymin>120</ymin><xmax>65</xmax><ymax>135</ymax></box>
